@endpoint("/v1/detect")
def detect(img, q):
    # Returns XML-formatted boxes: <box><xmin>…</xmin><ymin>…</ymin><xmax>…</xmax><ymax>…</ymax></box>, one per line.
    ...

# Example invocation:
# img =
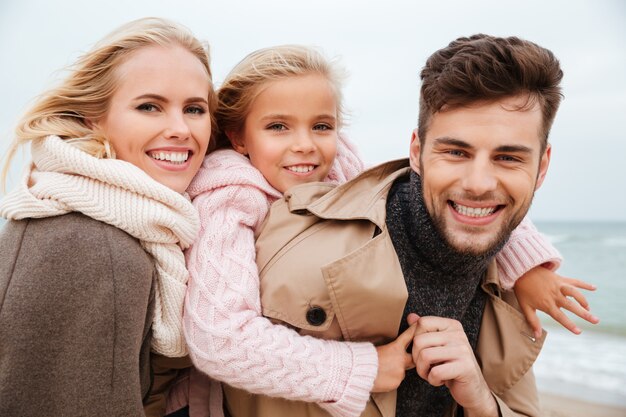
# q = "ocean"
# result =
<box><xmin>533</xmin><ymin>221</ymin><xmax>626</xmax><ymax>408</ymax></box>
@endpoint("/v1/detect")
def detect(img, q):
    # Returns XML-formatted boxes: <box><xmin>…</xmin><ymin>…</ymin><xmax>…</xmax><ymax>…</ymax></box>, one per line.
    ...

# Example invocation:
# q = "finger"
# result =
<box><xmin>412</xmin><ymin>331</ymin><xmax>449</xmax><ymax>369</ymax></box>
<box><xmin>559</xmin><ymin>294</ymin><xmax>600</xmax><ymax>324</ymax></box>
<box><xmin>414</xmin><ymin>316</ymin><xmax>460</xmax><ymax>336</ymax></box>
<box><xmin>404</xmin><ymin>352</ymin><xmax>415</xmax><ymax>370</ymax></box>
<box><xmin>562</xmin><ymin>277</ymin><xmax>596</xmax><ymax>291</ymax></box>
<box><xmin>561</xmin><ymin>285</ymin><xmax>590</xmax><ymax>310</ymax></box>
<box><xmin>549</xmin><ymin>307</ymin><xmax>581</xmax><ymax>334</ymax></box>
<box><xmin>521</xmin><ymin>305</ymin><xmax>543</xmax><ymax>339</ymax></box>
<box><xmin>416</xmin><ymin>344</ymin><xmax>468</xmax><ymax>383</ymax></box>
<box><xmin>397</xmin><ymin>323</ymin><xmax>418</xmax><ymax>349</ymax></box>
<box><xmin>407</xmin><ymin>313</ymin><xmax>420</xmax><ymax>325</ymax></box>
<box><xmin>426</xmin><ymin>360</ymin><xmax>470</xmax><ymax>388</ymax></box>
<box><xmin>415</xmin><ymin>346</ymin><xmax>442</xmax><ymax>381</ymax></box>
<box><xmin>426</xmin><ymin>362</ymin><xmax>454</xmax><ymax>387</ymax></box>
<box><xmin>412</xmin><ymin>328</ymin><xmax>468</xmax><ymax>369</ymax></box>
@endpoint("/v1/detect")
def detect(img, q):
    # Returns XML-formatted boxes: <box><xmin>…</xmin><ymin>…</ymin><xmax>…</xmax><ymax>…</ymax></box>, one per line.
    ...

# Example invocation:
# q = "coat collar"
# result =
<box><xmin>284</xmin><ymin>159</ymin><xmax>411</xmax><ymax>229</ymax></box>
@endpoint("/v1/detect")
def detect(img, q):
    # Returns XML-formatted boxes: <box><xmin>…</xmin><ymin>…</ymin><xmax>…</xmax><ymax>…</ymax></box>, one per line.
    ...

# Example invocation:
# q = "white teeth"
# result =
<box><xmin>286</xmin><ymin>165</ymin><xmax>315</xmax><ymax>173</ymax></box>
<box><xmin>148</xmin><ymin>151</ymin><xmax>189</xmax><ymax>164</ymax></box>
<box><xmin>453</xmin><ymin>202</ymin><xmax>497</xmax><ymax>217</ymax></box>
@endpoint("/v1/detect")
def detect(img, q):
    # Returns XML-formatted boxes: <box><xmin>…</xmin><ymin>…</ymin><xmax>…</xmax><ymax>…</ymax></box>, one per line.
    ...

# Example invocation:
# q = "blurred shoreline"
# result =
<box><xmin>539</xmin><ymin>392</ymin><xmax>626</xmax><ymax>417</ymax></box>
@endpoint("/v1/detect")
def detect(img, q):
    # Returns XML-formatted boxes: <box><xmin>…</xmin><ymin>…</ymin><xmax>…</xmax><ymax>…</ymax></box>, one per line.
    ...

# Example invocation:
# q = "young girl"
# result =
<box><xmin>0</xmin><ymin>18</ymin><xmax>215</xmax><ymax>417</ymax></box>
<box><xmin>176</xmin><ymin>45</ymin><xmax>596</xmax><ymax>417</ymax></box>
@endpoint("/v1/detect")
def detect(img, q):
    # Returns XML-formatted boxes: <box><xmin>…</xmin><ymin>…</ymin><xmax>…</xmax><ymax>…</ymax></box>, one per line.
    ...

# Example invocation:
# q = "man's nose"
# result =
<box><xmin>461</xmin><ymin>157</ymin><xmax>498</xmax><ymax>196</ymax></box>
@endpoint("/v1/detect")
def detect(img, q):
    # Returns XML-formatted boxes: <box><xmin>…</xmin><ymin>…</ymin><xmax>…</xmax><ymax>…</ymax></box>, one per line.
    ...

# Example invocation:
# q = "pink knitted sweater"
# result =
<box><xmin>170</xmin><ymin>142</ymin><xmax>562</xmax><ymax>417</ymax></box>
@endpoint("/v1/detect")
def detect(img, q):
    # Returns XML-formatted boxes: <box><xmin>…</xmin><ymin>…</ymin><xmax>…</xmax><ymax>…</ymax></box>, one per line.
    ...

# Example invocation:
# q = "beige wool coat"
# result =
<box><xmin>224</xmin><ymin>159</ymin><xmax>546</xmax><ymax>417</ymax></box>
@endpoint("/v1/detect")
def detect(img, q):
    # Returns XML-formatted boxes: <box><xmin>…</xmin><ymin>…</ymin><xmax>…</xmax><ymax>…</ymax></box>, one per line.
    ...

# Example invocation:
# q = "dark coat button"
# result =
<box><xmin>306</xmin><ymin>306</ymin><xmax>327</xmax><ymax>326</ymax></box>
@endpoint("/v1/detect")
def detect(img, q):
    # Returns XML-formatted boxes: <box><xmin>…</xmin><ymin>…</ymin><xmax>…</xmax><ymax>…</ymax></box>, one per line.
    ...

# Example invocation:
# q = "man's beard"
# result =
<box><xmin>427</xmin><ymin>190</ymin><xmax>533</xmax><ymax>257</ymax></box>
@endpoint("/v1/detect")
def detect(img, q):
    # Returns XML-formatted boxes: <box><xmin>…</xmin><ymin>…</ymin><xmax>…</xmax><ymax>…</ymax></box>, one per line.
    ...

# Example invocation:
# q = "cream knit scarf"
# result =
<box><xmin>0</xmin><ymin>135</ymin><xmax>199</xmax><ymax>357</ymax></box>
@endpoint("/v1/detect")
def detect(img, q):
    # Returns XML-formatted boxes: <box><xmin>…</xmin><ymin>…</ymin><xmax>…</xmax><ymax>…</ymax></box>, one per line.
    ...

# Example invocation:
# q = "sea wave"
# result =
<box><xmin>534</xmin><ymin>327</ymin><xmax>626</xmax><ymax>407</ymax></box>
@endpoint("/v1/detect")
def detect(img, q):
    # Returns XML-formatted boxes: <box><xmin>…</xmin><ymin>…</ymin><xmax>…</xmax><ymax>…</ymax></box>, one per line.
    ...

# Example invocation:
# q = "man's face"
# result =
<box><xmin>409</xmin><ymin>95</ymin><xmax>551</xmax><ymax>255</ymax></box>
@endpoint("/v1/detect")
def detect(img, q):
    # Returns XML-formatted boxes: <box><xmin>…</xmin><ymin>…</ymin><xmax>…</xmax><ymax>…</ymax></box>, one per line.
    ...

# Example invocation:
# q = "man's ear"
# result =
<box><xmin>409</xmin><ymin>129</ymin><xmax>421</xmax><ymax>173</ymax></box>
<box><xmin>227</xmin><ymin>131</ymin><xmax>247</xmax><ymax>156</ymax></box>
<box><xmin>535</xmin><ymin>144</ymin><xmax>551</xmax><ymax>190</ymax></box>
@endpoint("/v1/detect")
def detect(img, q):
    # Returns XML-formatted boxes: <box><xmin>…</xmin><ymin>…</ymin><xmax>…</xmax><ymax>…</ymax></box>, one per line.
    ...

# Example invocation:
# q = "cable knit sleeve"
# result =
<box><xmin>183</xmin><ymin>183</ymin><xmax>378</xmax><ymax>417</ymax></box>
<box><xmin>495</xmin><ymin>216</ymin><xmax>563</xmax><ymax>290</ymax></box>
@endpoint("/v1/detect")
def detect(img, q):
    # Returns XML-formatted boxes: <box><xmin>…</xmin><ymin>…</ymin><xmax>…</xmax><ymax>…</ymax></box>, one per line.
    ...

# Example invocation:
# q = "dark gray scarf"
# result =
<box><xmin>386</xmin><ymin>171</ymin><xmax>504</xmax><ymax>417</ymax></box>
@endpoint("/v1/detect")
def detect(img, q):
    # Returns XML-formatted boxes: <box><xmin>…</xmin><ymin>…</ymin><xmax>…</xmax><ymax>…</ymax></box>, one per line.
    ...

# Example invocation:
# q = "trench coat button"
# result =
<box><xmin>306</xmin><ymin>306</ymin><xmax>327</xmax><ymax>326</ymax></box>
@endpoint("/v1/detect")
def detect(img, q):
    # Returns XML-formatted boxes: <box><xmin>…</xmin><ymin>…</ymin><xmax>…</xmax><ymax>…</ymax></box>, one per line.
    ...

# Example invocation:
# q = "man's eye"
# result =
<box><xmin>447</xmin><ymin>149</ymin><xmax>466</xmax><ymax>157</ymax></box>
<box><xmin>185</xmin><ymin>105</ymin><xmax>206</xmax><ymax>115</ymax></box>
<box><xmin>497</xmin><ymin>155</ymin><xmax>521</xmax><ymax>162</ymax></box>
<box><xmin>137</xmin><ymin>103</ymin><xmax>159</xmax><ymax>112</ymax></box>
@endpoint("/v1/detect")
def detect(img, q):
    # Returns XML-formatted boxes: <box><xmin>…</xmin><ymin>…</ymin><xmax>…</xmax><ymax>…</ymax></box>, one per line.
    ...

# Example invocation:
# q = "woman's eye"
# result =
<box><xmin>267</xmin><ymin>123</ymin><xmax>286</xmax><ymax>131</ymax></box>
<box><xmin>136</xmin><ymin>103</ymin><xmax>159</xmax><ymax>112</ymax></box>
<box><xmin>185</xmin><ymin>105</ymin><xmax>206</xmax><ymax>115</ymax></box>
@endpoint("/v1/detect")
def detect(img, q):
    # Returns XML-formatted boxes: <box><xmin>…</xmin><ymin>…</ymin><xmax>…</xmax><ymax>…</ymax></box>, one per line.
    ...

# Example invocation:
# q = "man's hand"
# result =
<box><xmin>407</xmin><ymin>313</ymin><xmax>499</xmax><ymax>417</ymax></box>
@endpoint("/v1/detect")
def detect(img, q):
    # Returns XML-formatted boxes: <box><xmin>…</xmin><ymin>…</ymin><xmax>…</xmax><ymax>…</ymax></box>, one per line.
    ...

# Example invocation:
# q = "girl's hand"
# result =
<box><xmin>513</xmin><ymin>266</ymin><xmax>599</xmax><ymax>338</ymax></box>
<box><xmin>372</xmin><ymin>323</ymin><xmax>416</xmax><ymax>393</ymax></box>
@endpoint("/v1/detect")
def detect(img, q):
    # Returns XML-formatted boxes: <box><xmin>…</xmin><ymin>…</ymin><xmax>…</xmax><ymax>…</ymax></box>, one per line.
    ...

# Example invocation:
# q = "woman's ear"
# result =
<box><xmin>227</xmin><ymin>131</ymin><xmax>247</xmax><ymax>155</ymax></box>
<box><xmin>85</xmin><ymin>118</ymin><xmax>96</xmax><ymax>129</ymax></box>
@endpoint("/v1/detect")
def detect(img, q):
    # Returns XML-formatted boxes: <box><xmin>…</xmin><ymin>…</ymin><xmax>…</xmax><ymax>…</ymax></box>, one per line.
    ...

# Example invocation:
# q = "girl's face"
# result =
<box><xmin>96</xmin><ymin>45</ymin><xmax>212</xmax><ymax>193</ymax></box>
<box><xmin>232</xmin><ymin>74</ymin><xmax>338</xmax><ymax>193</ymax></box>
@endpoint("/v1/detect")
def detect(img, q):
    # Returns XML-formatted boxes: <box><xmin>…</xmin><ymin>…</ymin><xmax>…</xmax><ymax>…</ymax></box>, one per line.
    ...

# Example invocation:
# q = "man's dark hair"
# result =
<box><xmin>418</xmin><ymin>34</ymin><xmax>563</xmax><ymax>153</ymax></box>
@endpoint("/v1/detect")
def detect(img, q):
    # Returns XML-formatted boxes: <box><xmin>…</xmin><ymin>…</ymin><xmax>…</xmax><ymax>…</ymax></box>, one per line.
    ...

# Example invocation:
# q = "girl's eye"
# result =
<box><xmin>136</xmin><ymin>103</ymin><xmax>159</xmax><ymax>112</ymax></box>
<box><xmin>313</xmin><ymin>123</ymin><xmax>333</xmax><ymax>131</ymax></box>
<box><xmin>185</xmin><ymin>105</ymin><xmax>206</xmax><ymax>115</ymax></box>
<box><xmin>267</xmin><ymin>123</ymin><xmax>287</xmax><ymax>131</ymax></box>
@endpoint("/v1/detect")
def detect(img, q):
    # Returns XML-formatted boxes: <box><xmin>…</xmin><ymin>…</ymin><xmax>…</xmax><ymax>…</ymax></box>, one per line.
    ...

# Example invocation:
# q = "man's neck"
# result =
<box><xmin>385</xmin><ymin>170</ymin><xmax>498</xmax><ymax>417</ymax></box>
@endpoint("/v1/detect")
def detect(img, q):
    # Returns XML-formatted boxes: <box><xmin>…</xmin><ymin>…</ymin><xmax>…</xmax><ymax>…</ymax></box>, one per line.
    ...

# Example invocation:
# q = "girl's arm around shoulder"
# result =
<box><xmin>494</xmin><ymin>216</ymin><xmax>598</xmax><ymax>338</ymax></box>
<box><xmin>495</xmin><ymin>216</ymin><xmax>562</xmax><ymax>289</ymax></box>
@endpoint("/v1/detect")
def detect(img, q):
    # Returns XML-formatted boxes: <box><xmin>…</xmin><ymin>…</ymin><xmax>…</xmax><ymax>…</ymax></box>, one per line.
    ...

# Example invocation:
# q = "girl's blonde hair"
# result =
<box><xmin>2</xmin><ymin>17</ymin><xmax>217</xmax><ymax>185</ymax></box>
<box><xmin>215</xmin><ymin>45</ymin><xmax>346</xmax><ymax>149</ymax></box>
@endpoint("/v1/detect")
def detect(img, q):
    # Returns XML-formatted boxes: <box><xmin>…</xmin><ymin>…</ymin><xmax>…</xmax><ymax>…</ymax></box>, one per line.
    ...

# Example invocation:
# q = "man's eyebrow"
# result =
<box><xmin>433</xmin><ymin>137</ymin><xmax>473</xmax><ymax>149</ymax></box>
<box><xmin>494</xmin><ymin>145</ymin><xmax>533</xmax><ymax>154</ymax></box>
<box><xmin>433</xmin><ymin>138</ymin><xmax>534</xmax><ymax>154</ymax></box>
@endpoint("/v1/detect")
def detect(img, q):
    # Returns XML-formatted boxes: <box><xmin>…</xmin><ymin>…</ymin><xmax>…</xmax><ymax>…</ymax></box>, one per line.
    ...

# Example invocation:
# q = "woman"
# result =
<box><xmin>0</xmin><ymin>17</ymin><xmax>215</xmax><ymax>417</ymax></box>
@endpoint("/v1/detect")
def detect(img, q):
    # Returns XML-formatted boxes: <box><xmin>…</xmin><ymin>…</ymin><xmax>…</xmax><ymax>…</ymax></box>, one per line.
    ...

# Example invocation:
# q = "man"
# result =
<box><xmin>225</xmin><ymin>34</ymin><xmax>562</xmax><ymax>417</ymax></box>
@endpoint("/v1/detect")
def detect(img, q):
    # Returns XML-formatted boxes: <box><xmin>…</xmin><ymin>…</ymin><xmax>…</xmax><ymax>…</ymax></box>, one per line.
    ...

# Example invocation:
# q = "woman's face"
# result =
<box><xmin>96</xmin><ymin>45</ymin><xmax>211</xmax><ymax>193</ymax></box>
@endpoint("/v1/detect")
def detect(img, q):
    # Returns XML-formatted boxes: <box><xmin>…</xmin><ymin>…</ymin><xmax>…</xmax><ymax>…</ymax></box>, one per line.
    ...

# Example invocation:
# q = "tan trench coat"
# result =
<box><xmin>224</xmin><ymin>159</ymin><xmax>546</xmax><ymax>417</ymax></box>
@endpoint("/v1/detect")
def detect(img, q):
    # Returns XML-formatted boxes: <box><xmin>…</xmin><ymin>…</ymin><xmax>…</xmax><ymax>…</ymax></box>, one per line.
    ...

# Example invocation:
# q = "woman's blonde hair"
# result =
<box><xmin>2</xmin><ymin>17</ymin><xmax>217</xmax><ymax>185</ymax></box>
<box><xmin>215</xmin><ymin>44</ymin><xmax>346</xmax><ymax>149</ymax></box>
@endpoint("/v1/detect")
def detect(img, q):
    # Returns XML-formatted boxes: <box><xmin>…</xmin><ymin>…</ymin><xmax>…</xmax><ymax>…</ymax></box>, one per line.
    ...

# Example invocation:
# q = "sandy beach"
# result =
<box><xmin>539</xmin><ymin>392</ymin><xmax>626</xmax><ymax>417</ymax></box>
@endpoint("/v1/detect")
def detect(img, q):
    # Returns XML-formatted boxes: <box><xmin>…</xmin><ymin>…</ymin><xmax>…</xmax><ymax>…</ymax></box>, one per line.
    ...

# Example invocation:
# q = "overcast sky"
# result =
<box><xmin>1</xmin><ymin>0</ymin><xmax>624</xmax><ymax>221</ymax></box>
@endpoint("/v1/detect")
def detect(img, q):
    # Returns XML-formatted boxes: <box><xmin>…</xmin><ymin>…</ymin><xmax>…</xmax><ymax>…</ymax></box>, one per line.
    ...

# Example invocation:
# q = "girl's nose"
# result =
<box><xmin>290</xmin><ymin>130</ymin><xmax>316</xmax><ymax>153</ymax></box>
